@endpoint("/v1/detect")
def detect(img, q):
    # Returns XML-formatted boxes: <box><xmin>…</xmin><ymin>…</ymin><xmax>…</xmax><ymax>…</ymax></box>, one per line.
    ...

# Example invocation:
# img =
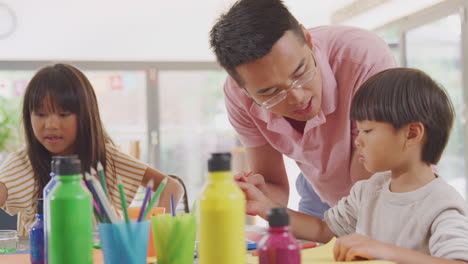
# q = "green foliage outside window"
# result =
<box><xmin>0</xmin><ymin>96</ymin><xmax>22</xmax><ymax>152</ymax></box>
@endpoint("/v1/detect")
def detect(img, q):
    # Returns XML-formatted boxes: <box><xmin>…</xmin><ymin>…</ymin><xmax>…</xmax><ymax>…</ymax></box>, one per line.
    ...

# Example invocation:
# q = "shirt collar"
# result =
<box><xmin>314</xmin><ymin>45</ymin><xmax>338</xmax><ymax>116</ymax></box>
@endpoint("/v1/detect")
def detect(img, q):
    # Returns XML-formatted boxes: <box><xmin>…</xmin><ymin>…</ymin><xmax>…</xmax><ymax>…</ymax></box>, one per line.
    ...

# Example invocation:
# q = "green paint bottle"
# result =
<box><xmin>47</xmin><ymin>156</ymin><xmax>93</xmax><ymax>264</ymax></box>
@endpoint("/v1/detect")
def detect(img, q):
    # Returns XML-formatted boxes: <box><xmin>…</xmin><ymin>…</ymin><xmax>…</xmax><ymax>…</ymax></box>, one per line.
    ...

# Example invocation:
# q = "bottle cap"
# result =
<box><xmin>208</xmin><ymin>152</ymin><xmax>231</xmax><ymax>172</ymax></box>
<box><xmin>36</xmin><ymin>198</ymin><xmax>43</xmax><ymax>215</ymax></box>
<box><xmin>51</xmin><ymin>155</ymin><xmax>78</xmax><ymax>174</ymax></box>
<box><xmin>267</xmin><ymin>207</ymin><xmax>289</xmax><ymax>227</ymax></box>
<box><xmin>55</xmin><ymin>155</ymin><xmax>81</xmax><ymax>175</ymax></box>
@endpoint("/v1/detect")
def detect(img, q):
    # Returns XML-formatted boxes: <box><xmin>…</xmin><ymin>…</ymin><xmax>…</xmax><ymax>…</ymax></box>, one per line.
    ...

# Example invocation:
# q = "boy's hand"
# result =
<box><xmin>334</xmin><ymin>233</ymin><xmax>394</xmax><ymax>261</ymax></box>
<box><xmin>234</xmin><ymin>172</ymin><xmax>267</xmax><ymax>193</ymax></box>
<box><xmin>237</xmin><ymin>181</ymin><xmax>276</xmax><ymax>218</ymax></box>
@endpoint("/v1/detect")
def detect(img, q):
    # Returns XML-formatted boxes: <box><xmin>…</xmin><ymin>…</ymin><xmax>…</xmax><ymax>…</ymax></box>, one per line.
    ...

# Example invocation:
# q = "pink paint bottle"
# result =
<box><xmin>258</xmin><ymin>207</ymin><xmax>301</xmax><ymax>264</ymax></box>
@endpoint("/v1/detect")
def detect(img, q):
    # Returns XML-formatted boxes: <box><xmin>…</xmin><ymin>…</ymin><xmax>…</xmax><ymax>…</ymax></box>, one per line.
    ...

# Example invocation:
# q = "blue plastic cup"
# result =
<box><xmin>99</xmin><ymin>220</ymin><xmax>150</xmax><ymax>264</ymax></box>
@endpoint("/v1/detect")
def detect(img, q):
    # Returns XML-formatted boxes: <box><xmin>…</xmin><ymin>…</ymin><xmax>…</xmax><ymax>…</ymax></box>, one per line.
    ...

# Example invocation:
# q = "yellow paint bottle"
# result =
<box><xmin>198</xmin><ymin>152</ymin><xmax>246</xmax><ymax>264</ymax></box>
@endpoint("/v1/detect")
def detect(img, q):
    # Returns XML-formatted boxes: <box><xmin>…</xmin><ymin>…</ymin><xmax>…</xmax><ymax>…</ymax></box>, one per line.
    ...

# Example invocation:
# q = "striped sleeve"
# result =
<box><xmin>104</xmin><ymin>144</ymin><xmax>148</xmax><ymax>216</ymax></box>
<box><xmin>0</xmin><ymin>148</ymin><xmax>37</xmax><ymax>216</ymax></box>
<box><xmin>0</xmin><ymin>148</ymin><xmax>39</xmax><ymax>236</ymax></box>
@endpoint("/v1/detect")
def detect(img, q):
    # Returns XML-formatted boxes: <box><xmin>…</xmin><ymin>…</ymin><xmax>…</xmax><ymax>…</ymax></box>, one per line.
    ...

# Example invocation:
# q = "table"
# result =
<box><xmin>3</xmin><ymin>231</ymin><xmax>396</xmax><ymax>263</ymax></box>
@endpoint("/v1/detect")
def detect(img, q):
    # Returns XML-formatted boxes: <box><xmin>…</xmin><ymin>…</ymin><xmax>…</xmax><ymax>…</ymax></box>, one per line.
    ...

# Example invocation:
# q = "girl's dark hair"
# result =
<box><xmin>351</xmin><ymin>67</ymin><xmax>454</xmax><ymax>164</ymax></box>
<box><xmin>22</xmin><ymin>63</ymin><xmax>114</xmax><ymax>194</ymax></box>
<box><xmin>209</xmin><ymin>0</ymin><xmax>306</xmax><ymax>85</ymax></box>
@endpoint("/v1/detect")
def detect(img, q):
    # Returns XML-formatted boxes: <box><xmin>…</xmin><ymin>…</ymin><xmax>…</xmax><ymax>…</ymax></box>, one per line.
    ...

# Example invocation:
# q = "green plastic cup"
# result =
<box><xmin>152</xmin><ymin>214</ymin><xmax>196</xmax><ymax>264</ymax></box>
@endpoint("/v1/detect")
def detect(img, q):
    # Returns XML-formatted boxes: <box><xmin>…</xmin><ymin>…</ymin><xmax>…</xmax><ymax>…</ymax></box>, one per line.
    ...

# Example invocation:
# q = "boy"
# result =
<box><xmin>238</xmin><ymin>68</ymin><xmax>468</xmax><ymax>263</ymax></box>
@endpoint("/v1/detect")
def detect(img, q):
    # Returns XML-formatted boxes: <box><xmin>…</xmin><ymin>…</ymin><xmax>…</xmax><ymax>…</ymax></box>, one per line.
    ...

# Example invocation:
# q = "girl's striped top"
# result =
<box><xmin>0</xmin><ymin>144</ymin><xmax>147</xmax><ymax>236</ymax></box>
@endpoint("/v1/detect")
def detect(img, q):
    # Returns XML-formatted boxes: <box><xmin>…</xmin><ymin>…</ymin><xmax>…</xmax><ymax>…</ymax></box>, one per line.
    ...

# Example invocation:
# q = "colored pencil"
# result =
<box><xmin>85</xmin><ymin>177</ymin><xmax>103</xmax><ymax>216</ymax></box>
<box><xmin>237</xmin><ymin>171</ymin><xmax>253</xmax><ymax>183</ymax></box>
<box><xmin>143</xmin><ymin>177</ymin><xmax>168</xmax><ymax>219</ymax></box>
<box><xmin>96</xmin><ymin>161</ymin><xmax>109</xmax><ymax>197</ymax></box>
<box><xmin>117</xmin><ymin>177</ymin><xmax>130</xmax><ymax>224</ymax></box>
<box><xmin>91</xmin><ymin>198</ymin><xmax>104</xmax><ymax>222</ymax></box>
<box><xmin>88</xmin><ymin>173</ymin><xmax>119</xmax><ymax>223</ymax></box>
<box><xmin>137</xmin><ymin>179</ymin><xmax>153</xmax><ymax>222</ymax></box>
<box><xmin>301</xmin><ymin>242</ymin><xmax>317</xmax><ymax>249</ymax></box>
<box><xmin>84</xmin><ymin>172</ymin><xmax>109</xmax><ymax>223</ymax></box>
<box><xmin>170</xmin><ymin>194</ymin><xmax>175</xmax><ymax>217</ymax></box>
<box><xmin>92</xmin><ymin>199</ymin><xmax>101</xmax><ymax>215</ymax></box>
<box><xmin>93</xmin><ymin>207</ymin><xmax>104</xmax><ymax>223</ymax></box>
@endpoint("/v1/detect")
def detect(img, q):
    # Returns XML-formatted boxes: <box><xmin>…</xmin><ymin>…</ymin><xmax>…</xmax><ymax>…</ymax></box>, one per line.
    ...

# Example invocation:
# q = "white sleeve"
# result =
<box><xmin>429</xmin><ymin>209</ymin><xmax>468</xmax><ymax>261</ymax></box>
<box><xmin>324</xmin><ymin>180</ymin><xmax>363</xmax><ymax>236</ymax></box>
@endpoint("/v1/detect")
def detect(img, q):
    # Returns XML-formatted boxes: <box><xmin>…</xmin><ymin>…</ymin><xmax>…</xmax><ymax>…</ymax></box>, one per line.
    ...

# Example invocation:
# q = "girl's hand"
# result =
<box><xmin>0</xmin><ymin>182</ymin><xmax>6</xmax><ymax>207</ymax></box>
<box><xmin>237</xmin><ymin>181</ymin><xmax>276</xmax><ymax>217</ymax></box>
<box><xmin>333</xmin><ymin>233</ymin><xmax>394</xmax><ymax>261</ymax></box>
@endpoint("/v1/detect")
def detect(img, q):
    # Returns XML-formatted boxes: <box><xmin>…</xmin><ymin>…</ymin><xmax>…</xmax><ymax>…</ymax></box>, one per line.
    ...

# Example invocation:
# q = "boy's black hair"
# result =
<box><xmin>351</xmin><ymin>67</ymin><xmax>454</xmax><ymax>164</ymax></box>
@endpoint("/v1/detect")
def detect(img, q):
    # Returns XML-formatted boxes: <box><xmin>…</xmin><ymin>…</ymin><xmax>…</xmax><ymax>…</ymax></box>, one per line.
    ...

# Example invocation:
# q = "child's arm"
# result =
<box><xmin>334</xmin><ymin>233</ymin><xmax>468</xmax><ymax>264</ymax></box>
<box><xmin>141</xmin><ymin>168</ymin><xmax>184</xmax><ymax>213</ymax></box>
<box><xmin>288</xmin><ymin>208</ymin><xmax>335</xmax><ymax>243</ymax></box>
<box><xmin>0</xmin><ymin>182</ymin><xmax>6</xmax><ymax>207</ymax></box>
<box><xmin>237</xmin><ymin>181</ymin><xmax>335</xmax><ymax>243</ymax></box>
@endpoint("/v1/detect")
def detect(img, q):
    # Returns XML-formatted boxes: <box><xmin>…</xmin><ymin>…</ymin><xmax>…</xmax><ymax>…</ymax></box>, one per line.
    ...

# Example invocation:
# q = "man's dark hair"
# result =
<box><xmin>351</xmin><ymin>68</ymin><xmax>455</xmax><ymax>165</ymax></box>
<box><xmin>209</xmin><ymin>0</ymin><xmax>306</xmax><ymax>85</ymax></box>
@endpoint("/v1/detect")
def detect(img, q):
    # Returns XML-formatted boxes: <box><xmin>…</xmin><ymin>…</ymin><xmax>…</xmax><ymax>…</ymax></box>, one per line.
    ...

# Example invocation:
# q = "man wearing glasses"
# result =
<box><xmin>209</xmin><ymin>0</ymin><xmax>396</xmax><ymax>218</ymax></box>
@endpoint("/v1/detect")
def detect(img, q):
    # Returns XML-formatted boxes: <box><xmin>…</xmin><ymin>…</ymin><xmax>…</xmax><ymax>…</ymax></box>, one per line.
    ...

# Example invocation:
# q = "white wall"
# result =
<box><xmin>0</xmin><ymin>0</ymin><xmax>343</xmax><ymax>61</ymax></box>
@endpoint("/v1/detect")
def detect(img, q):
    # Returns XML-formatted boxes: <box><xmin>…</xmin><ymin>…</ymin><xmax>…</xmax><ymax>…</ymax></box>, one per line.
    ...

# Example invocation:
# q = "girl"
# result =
<box><xmin>238</xmin><ymin>68</ymin><xmax>468</xmax><ymax>263</ymax></box>
<box><xmin>0</xmin><ymin>63</ymin><xmax>183</xmax><ymax>235</ymax></box>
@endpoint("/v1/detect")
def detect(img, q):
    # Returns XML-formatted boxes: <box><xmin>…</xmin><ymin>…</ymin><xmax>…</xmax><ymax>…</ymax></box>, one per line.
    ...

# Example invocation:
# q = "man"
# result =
<box><xmin>209</xmin><ymin>0</ymin><xmax>396</xmax><ymax>218</ymax></box>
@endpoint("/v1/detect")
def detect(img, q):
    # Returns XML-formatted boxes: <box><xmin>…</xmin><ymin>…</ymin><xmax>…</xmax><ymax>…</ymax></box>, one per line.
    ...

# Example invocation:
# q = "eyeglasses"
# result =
<box><xmin>260</xmin><ymin>54</ymin><xmax>317</xmax><ymax>110</ymax></box>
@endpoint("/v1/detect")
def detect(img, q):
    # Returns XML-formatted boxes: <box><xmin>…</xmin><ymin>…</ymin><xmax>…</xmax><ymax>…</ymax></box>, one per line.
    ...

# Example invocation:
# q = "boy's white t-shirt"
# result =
<box><xmin>325</xmin><ymin>171</ymin><xmax>468</xmax><ymax>261</ymax></box>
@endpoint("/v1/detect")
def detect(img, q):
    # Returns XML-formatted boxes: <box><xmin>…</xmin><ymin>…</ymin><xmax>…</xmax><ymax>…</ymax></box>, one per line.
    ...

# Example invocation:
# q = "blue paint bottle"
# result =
<box><xmin>30</xmin><ymin>198</ymin><xmax>45</xmax><ymax>264</ymax></box>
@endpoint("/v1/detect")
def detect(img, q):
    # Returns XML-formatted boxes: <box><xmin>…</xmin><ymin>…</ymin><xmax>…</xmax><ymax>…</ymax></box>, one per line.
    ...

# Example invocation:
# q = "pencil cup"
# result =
<box><xmin>128</xmin><ymin>206</ymin><xmax>165</xmax><ymax>258</ymax></box>
<box><xmin>152</xmin><ymin>214</ymin><xmax>196</xmax><ymax>264</ymax></box>
<box><xmin>99</xmin><ymin>220</ymin><xmax>150</xmax><ymax>264</ymax></box>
